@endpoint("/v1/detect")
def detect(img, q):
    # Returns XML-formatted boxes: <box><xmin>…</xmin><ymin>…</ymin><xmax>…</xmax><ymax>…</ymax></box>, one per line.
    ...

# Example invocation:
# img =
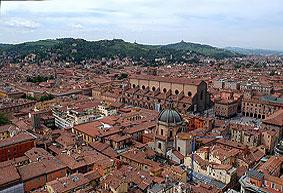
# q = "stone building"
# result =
<box><xmin>240</xmin><ymin>82</ymin><xmax>273</xmax><ymax>96</ymax></box>
<box><xmin>214</xmin><ymin>100</ymin><xmax>239</xmax><ymax>118</ymax></box>
<box><xmin>214</xmin><ymin>91</ymin><xmax>241</xmax><ymax>118</ymax></box>
<box><xmin>122</xmin><ymin>75</ymin><xmax>210</xmax><ymax>113</ymax></box>
<box><xmin>229</xmin><ymin>124</ymin><xmax>261</xmax><ymax>147</ymax></box>
<box><xmin>261</xmin><ymin>109</ymin><xmax>283</xmax><ymax>138</ymax></box>
<box><xmin>242</xmin><ymin>94</ymin><xmax>283</xmax><ymax>119</ymax></box>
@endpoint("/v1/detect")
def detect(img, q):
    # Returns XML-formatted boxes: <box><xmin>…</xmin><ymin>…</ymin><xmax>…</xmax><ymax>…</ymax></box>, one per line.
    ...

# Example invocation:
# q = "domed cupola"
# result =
<box><xmin>158</xmin><ymin>98</ymin><xmax>183</xmax><ymax>125</ymax></box>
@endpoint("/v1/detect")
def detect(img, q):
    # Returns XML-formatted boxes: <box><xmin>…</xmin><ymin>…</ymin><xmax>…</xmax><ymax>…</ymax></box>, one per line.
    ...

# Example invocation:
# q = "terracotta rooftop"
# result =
<box><xmin>46</xmin><ymin>173</ymin><xmax>90</xmax><ymax>193</ymax></box>
<box><xmin>74</xmin><ymin>121</ymin><xmax>103</xmax><ymax>137</ymax></box>
<box><xmin>18</xmin><ymin>158</ymin><xmax>66</xmax><ymax>181</ymax></box>
<box><xmin>0</xmin><ymin>132</ymin><xmax>36</xmax><ymax>148</ymax></box>
<box><xmin>262</xmin><ymin>109</ymin><xmax>283</xmax><ymax>126</ymax></box>
<box><xmin>0</xmin><ymin>164</ymin><xmax>21</xmax><ymax>188</ymax></box>
<box><xmin>130</xmin><ymin>74</ymin><xmax>203</xmax><ymax>86</ymax></box>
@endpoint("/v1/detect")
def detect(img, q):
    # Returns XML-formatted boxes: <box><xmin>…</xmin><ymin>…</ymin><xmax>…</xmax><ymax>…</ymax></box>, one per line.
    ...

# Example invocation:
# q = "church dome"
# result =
<box><xmin>158</xmin><ymin>108</ymin><xmax>183</xmax><ymax>125</ymax></box>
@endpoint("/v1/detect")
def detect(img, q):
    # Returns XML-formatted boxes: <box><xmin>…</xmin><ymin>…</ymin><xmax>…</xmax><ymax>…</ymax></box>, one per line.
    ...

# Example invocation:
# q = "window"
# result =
<box><xmin>142</xmin><ymin>85</ymin><xmax>145</xmax><ymax>90</ymax></box>
<box><xmin>152</xmin><ymin>86</ymin><xmax>156</xmax><ymax>91</ymax></box>
<box><xmin>178</xmin><ymin>147</ymin><xmax>180</xmax><ymax>151</ymax></box>
<box><xmin>132</xmin><ymin>84</ymin><xmax>136</xmax><ymax>88</ymax></box>
<box><xmin>163</xmin><ymin>88</ymin><xmax>167</xmax><ymax>93</ymax></box>
<box><xmin>158</xmin><ymin>142</ymin><xmax>162</xmax><ymax>149</ymax></box>
<box><xmin>169</xmin><ymin>130</ymin><xmax>173</xmax><ymax>138</ymax></box>
<box><xmin>161</xmin><ymin>129</ymin><xmax>164</xmax><ymax>135</ymax></box>
<box><xmin>188</xmin><ymin>91</ymin><xmax>192</xmax><ymax>97</ymax></box>
<box><xmin>175</xmin><ymin>90</ymin><xmax>179</xmax><ymax>95</ymax></box>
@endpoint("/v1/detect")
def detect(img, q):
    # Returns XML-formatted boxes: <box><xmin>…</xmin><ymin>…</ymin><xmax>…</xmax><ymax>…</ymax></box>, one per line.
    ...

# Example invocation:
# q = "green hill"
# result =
<box><xmin>163</xmin><ymin>41</ymin><xmax>238</xmax><ymax>58</ymax></box>
<box><xmin>0</xmin><ymin>38</ymin><xmax>240</xmax><ymax>64</ymax></box>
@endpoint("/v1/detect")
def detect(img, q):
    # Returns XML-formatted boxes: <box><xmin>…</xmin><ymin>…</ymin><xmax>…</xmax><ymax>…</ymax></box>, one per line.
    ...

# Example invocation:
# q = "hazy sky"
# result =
<box><xmin>0</xmin><ymin>0</ymin><xmax>283</xmax><ymax>50</ymax></box>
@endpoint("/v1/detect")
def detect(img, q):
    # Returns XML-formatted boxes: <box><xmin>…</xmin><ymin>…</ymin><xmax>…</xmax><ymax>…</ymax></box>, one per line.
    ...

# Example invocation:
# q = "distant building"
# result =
<box><xmin>147</xmin><ymin>183</ymin><xmax>174</xmax><ymax>193</ymax></box>
<box><xmin>184</xmin><ymin>150</ymin><xmax>237</xmax><ymax>187</ymax></box>
<box><xmin>97</xmin><ymin>103</ymin><xmax>117</xmax><ymax>116</ymax></box>
<box><xmin>0</xmin><ymin>88</ymin><xmax>25</xmax><ymax>99</ymax></box>
<box><xmin>240</xmin><ymin>156</ymin><xmax>283</xmax><ymax>193</ymax></box>
<box><xmin>240</xmin><ymin>82</ymin><xmax>273</xmax><ymax>96</ymax></box>
<box><xmin>0</xmin><ymin>98</ymin><xmax>36</xmax><ymax>114</ymax></box>
<box><xmin>46</xmin><ymin>173</ymin><xmax>92</xmax><ymax>193</ymax></box>
<box><xmin>0</xmin><ymin>132</ymin><xmax>36</xmax><ymax>162</ymax></box>
<box><xmin>261</xmin><ymin>109</ymin><xmax>283</xmax><ymax>138</ymax></box>
<box><xmin>230</xmin><ymin>124</ymin><xmax>261</xmax><ymax>148</ymax></box>
<box><xmin>242</xmin><ymin>95</ymin><xmax>283</xmax><ymax>119</ymax></box>
<box><xmin>213</xmin><ymin>79</ymin><xmax>225</xmax><ymax>89</ymax></box>
<box><xmin>0</xmin><ymin>164</ymin><xmax>24</xmax><ymax>193</ymax></box>
<box><xmin>224</xmin><ymin>80</ymin><xmax>240</xmax><ymax>91</ymax></box>
<box><xmin>213</xmin><ymin>79</ymin><xmax>240</xmax><ymax>90</ymax></box>
<box><xmin>18</xmin><ymin>157</ymin><xmax>67</xmax><ymax>192</ymax></box>
<box><xmin>214</xmin><ymin>99</ymin><xmax>238</xmax><ymax>118</ymax></box>
<box><xmin>52</xmin><ymin>104</ymin><xmax>101</xmax><ymax>128</ymax></box>
<box><xmin>123</xmin><ymin>75</ymin><xmax>210</xmax><ymax>113</ymax></box>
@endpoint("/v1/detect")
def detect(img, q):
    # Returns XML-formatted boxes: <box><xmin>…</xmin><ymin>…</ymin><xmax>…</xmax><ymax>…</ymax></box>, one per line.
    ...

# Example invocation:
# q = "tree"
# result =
<box><xmin>39</xmin><ymin>94</ymin><xmax>54</xmax><ymax>102</ymax></box>
<box><xmin>234</xmin><ymin>63</ymin><xmax>242</xmax><ymax>69</ymax></box>
<box><xmin>0</xmin><ymin>113</ymin><xmax>10</xmax><ymax>126</ymax></box>
<box><xmin>26</xmin><ymin>75</ymin><xmax>54</xmax><ymax>83</ymax></box>
<box><xmin>269</xmin><ymin>70</ymin><xmax>276</xmax><ymax>76</ymax></box>
<box><xmin>117</xmin><ymin>73</ymin><xmax>128</xmax><ymax>80</ymax></box>
<box><xmin>26</xmin><ymin>95</ymin><xmax>36</xmax><ymax>100</ymax></box>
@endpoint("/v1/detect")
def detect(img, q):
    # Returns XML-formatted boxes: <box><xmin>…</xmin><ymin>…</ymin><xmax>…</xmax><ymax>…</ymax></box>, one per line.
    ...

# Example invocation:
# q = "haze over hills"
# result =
<box><xmin>0</xmin><ymin>38</ymin><xmax>240</xmax><ymax>65</ymax></box>
<box><xmin>225</xmin><ymin>47</ymin><xmax>283</xmax><ymax>56</ymax></box>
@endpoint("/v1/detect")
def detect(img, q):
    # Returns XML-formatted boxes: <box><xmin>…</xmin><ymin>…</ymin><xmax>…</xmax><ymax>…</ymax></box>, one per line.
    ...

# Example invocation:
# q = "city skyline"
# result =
<box><xmin>0</xmin><ymin>0</ymin><xmax>283</xmax><ymax>51</ymax></box>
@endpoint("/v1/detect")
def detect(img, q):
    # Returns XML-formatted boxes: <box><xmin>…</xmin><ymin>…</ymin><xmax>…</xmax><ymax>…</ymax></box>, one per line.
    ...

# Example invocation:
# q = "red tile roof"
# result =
<box><xmin>130</xmin><ymin>75</ymin><xmax>203</xmax><ymax>86</ymax></box>
<box><xmin>262</xmin><ymin>109</ymin><xmax>283</xmax><ymax>126</ymax></box>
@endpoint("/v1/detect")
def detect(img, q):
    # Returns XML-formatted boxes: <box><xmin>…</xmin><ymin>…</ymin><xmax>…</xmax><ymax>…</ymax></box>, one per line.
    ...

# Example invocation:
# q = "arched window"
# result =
<box><xmin>175</xmin><ymin>90</ymin><xmax>179</xmax><ymax>95</ymax></box>
<box><xmin>132</xmin><ymin>84</ymin><xmax>136</xmax><ymax>88</ymax></box>
<box><xmin>188</xmin><ymin>91</ymin><xmax>192</xmax><ymax>97</ymax></box>
<box><xmin>152</xmin><ymin>86</ymin><xmax>156</xmax><ymax>91</ymax></box>
<box><xmin>142</xmin><ymin>85</ymin><xmax>145</xmax><ymax>90</ymax></box>
<box><xmin>163</xmin><ymin>88</ymin><xmax>167</xmax><ymax>93</ymax></box>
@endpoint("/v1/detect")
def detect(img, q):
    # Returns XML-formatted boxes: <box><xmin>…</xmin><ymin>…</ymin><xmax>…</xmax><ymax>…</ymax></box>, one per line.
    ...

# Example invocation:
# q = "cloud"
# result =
<box><xmin>0</xmin><ymin>0</ymin><xmax>283</xmax><ymax>50</ymax></box>
<box><xmin>2</xmin><ymin>18</ymin><xmax>39</xmax><ymax>29</ymax></box>
<box><xmin>70</xmin><ymin>23</ymin><xmax>83</xmax><ymax>30</ymax></box>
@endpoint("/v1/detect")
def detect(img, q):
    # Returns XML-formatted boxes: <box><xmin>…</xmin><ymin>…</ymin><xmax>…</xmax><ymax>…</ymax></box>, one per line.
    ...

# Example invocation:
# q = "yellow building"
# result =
<box><xmin>34</xmin><ymin>99</ymin><xmax>59</xmax><ymax>111</ymax></box>
<box><xmin>0</xmin><ymin>125</ymin><xmax>12</xmax><ymax>140</ymax></box>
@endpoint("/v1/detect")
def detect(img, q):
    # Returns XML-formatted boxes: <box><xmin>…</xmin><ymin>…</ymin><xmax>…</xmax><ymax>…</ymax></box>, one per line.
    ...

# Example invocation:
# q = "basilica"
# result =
<box><xmin>122</xmin><ymin>74</ymin><xmax>211</xmax><ymax>114</ymax></box>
